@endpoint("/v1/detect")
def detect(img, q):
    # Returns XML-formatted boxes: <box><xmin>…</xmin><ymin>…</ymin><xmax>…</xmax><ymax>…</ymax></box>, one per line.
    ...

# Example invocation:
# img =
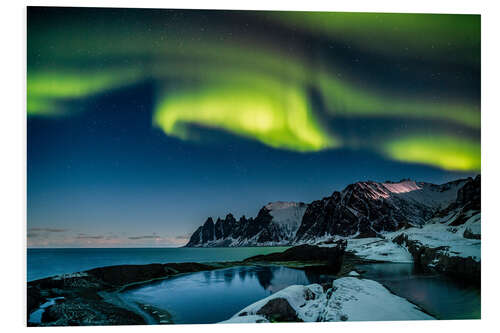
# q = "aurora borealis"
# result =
<box><xmin>27</xmin><ymin>7</ymin><xmax>480</xmax><ymax>247</ymax></box>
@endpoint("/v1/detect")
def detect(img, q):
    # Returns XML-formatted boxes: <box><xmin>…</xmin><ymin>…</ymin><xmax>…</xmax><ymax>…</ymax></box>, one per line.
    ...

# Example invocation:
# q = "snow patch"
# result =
<box><xmin>321</xmin><ymin>237</ymin><xmax>413</xmax><ymax>263</ymax></box>
<box><xmin>221</xmin><ymin>278</ymin><xmax>433</xmax><ymax>323</ymax></box>
<box><xmin>387</xmin><ymin>218</ymin><xmax>481</xmax><ymax>261</ymax></box>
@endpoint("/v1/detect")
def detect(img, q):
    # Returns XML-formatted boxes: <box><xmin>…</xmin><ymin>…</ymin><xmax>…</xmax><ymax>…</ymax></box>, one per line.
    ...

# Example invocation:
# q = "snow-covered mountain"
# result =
<box><xmin>185</xmin><ymin>176</ymin><xmax>479</xmax><ymax>247</ymax></box>
<box><xmin>185</xmin><ymin>202</ymin><xmax>307</xmax><ymax>247</ymax></box>
<box><xmin>295</xmin><ymin>178</ymin><xmax>468</xmax><ymax>242</ymax></box>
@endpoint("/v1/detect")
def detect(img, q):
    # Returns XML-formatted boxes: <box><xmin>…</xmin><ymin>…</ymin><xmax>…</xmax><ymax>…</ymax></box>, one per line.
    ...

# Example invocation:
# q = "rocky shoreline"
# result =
<box><xmin>27</xmin><ymin>243</ymin><xmax>348</xmax><ymax>326</ymax></box>
<box><xmin>392</xmin><ymin>233</ymin><xmax>480</xmax><ymax>284</ymax></box>
<box><xmin>27</xmin><ymin>236</ymin><xmax>480</xmax><ymax>326</ymax></box>
<box><xmin>27</xmin><ymin>262</ymin><xmax>217</xmax><ymax>326</ymax></box>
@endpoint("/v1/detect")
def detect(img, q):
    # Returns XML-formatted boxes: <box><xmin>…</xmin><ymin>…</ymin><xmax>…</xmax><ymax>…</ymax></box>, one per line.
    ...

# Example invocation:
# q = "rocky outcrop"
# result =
<box><xmin>434</xmin><ymin>175</ymin><xmax>480</xmax><ymax>227</ymax></box>
<box><xmin>27</xmin><ymin>262</ymin><xmax>216</xmax><ymax>326</ymax></box>
<box><xmin>393</xmin><ymin>233</ymin><xmax>480</xmax><ymax>284</ymax></box>
<box><xmin>383</xmin><ymin>176</ymin><xmax>481</xmax><ymax>284</ymax></box>
<box><xmin>255</xmin><ymin>297</ymin><xmax>302</xmax><ymax>322</ymax></box>
<box><xmin>222</xmin><ymin>278</ymin><xmax>434</xmax><ymax>323</ymax></box>
<box><xmin>244</xmin><ymin>242</ymin><xmax>347</xmax><ymax>274</ymax></box>
<box><xmin>464</xmin><ymin>228</ymin><xmax>481</xmax><ymax>240</ymax></box>
<box><xmin>40</xmin><ymin>297</ymin><xmax>145</xmax><ymax>326</ymax></box>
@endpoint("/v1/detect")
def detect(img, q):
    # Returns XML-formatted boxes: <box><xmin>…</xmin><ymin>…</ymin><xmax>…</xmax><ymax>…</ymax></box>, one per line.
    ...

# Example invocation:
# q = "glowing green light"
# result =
<box><xmin>26</xmin><ymin>97</ymin><xmax>61</xmax><ymax>116</ymax></box>
<box><xmin>383</xmin><ymin>135</ymin><xmax>480</xmax><ymax>171</ymax></box>
<box><xmin>154</xmin><ymin>83</ymin><xmax>338</xmax><ymax>152</ymax></box>
<box><xmin>316</xmin><ymin>71</ymin><xmax>480</xmax><ymax>128</ymax></box>
<box><xmin>26</xmin><ymin>8</ymin><xmax>480</xmax><ymax>170</ymax></box>
<box><xmin>27</xmin><ymin>68</ymin><xmax>145</xmax><ymax>115</ymax></box>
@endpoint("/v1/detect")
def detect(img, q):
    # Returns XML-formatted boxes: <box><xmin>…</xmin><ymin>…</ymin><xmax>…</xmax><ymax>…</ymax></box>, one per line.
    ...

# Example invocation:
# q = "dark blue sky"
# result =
<box><xmin>27</xmin><ymin>8</ymin><xmax>480</xmax><ymax>247</ymax></box>
<box><xmin>27</xmin><ymin>81</ymin><xmax>475</xmax><ymax>247</ymax></box>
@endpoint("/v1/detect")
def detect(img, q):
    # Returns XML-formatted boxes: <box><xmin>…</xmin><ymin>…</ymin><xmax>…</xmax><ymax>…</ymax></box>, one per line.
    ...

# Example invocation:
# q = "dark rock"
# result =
<box><xmin>185</xmin><ymin>203</ymin><xmax>304</xmax><ymax>247</ymax></box>
<box><xmin>27</xmin><ymin>262</ymin><xmax>218</xmax><ymax>326</ymax></box>
<box><xmin>185</xmin><ymin>226</ymin><xmax>202</xmax><ymax>247</ymax></box>
<box><xmin>393</xmin><ymin>234</ymin><xmax>480</xmax><ymax>284</ymax></box>
<box><xmin>320</xmin><ymin>283</ymin><xmax>331</xmax><ymax>293</ymax></box>
<box><xmin>435</xmin><ymin>176</ymin><xmax>480</xmax><ymax>226</ymax></box>
<box><xmin>186</xmin><ymin>217</ymin><xmax>217</xmax><ymax>246</ymax></box>
<box><xmin>247</xmin><ymin>207</ymin><xmax>274</xmax><ymax>240</ymax></box>
<box><xmin>464</xmin><ymin>228</ymin><xmax>481</xmax><ymax>240</ymax></box>
<box><xmin>201</xmin><ymin>218</ymin><xmax>215</xmax><ymax>242</ymax></box>
<box><xmin>27</xmin><ymin>286</ymin><xmax>45</xmax><ymax>321</ymax></box>
<box><xmin>295</xmin><ymin>180</ymin><xmax>442</xmax><ymax>242</ymax></box>
<box><xmin>256</xmin><ymin>298</ymin><xmax>302</xmax><ymax>322</ymax></box>
<box><xmin>245</xmin><ymin>242</ymin><xmax>346</xmax><ymax>274</ymax></box>
<box><xmin>40</xmin><ymin>298</ymin><xmax>145</xmax><ymax>326</ymax></box>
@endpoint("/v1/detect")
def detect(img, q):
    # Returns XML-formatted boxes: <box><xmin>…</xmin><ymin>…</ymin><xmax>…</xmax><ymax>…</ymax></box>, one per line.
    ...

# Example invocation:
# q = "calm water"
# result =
<box><xmin>28</xmin><ymin>248</ymin><xmax>481</xmax><ymax>323</ymax></box>
<box><xmin>27</xmin><ymin>247</ymin><xmax>289</xmax><ymax>281</ymax></box>
<box><xmin>122</xmin><ymin>263</ymin><xmax>481</xmax><ymax>324</ymax></box>
<box><xmin>356</xmin><ymin>263</ymin><xmax>481</xmax><ymax>320</ymax></box>
<box><xmin>121</xmin><ymin>265</ymin><xmax>331</xmax><ymax>324</ymax></box>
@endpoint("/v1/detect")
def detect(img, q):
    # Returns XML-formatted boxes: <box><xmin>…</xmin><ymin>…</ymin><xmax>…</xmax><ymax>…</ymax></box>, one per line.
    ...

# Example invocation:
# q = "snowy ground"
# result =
<box><xmin>317</xmin><ymin>236</ymin><xmax>413</xmax><ymax>263</ymax></box>
<box><xmin>345</xmin><ymin>237</ymin><xmax>413</xmax><ymax>263</ymax></box>
<box><xmin>221</xmin><ymin>277</ymin><xmax>433</xmax><ymax>323</ymax></box>
<box><xmin>387</xmin><ymin>217</ymin><xmax>481</xmax><ymax>262</ymax></box>
<box><xmin>317</xmin><ymin>210</ymin><xmax>480</xmax><ymax>264</ymax></box>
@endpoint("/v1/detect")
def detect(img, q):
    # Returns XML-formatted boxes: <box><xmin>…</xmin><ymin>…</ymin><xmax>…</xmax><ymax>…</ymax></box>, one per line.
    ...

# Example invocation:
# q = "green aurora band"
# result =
<box><xmin>154</xmin><ymin>83</ymin><xmax>338</xmax><ymax>152</ymax></box>
<box><xmin>27</xmin><ymin>9</ymin><xmax>480</xmax><ymax>172</ymax></box>
<box><xmin>27</xmin><ymin>68</ymin><xmax>145</xmax><ymax>115</ymax></box>
<box><xmin>384</xmin><ymin>135</ymin><xmax>481</xmax><ymax>172</ymax></box>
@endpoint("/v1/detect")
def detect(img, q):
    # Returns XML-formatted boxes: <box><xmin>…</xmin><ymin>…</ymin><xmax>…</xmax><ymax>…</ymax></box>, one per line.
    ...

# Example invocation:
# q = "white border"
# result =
<box><xmin>2</xmin><ymin>1</ymin><xmax>499</xmax><ymax>333</ymax></box>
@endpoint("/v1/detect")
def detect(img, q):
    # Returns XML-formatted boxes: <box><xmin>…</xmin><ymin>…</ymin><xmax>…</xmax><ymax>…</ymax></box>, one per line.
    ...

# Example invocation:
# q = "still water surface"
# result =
<box><xmin>356</xmin><ymin>263</ymin><xmax>481</xmax><ymax>320</ymax></box>
<box><xmin>121</xmin><ymin>265</ymin><xmax>330</xmax><ymax>324</ymax></box>
<box><xmin>122</xmin><ymin>263</ymin><xmax>481</xmax><ymax>323</ymax></box>
<box><xmin>28</xmin><ymin>249</ymin><xmax>481</xmax><ymax>322</ymax></box>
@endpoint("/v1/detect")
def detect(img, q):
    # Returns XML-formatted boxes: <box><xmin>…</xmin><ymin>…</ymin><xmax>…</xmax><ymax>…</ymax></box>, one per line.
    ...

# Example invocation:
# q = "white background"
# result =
<box><xmin>1</xmin><ymin>0</ymin><xmax>499</xmax><ymax>332</ymax></box>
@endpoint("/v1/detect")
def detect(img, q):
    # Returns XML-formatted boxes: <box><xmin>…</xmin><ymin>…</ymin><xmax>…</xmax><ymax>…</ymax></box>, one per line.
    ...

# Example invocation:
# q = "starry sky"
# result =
<box><xmin>27</xmin><ymin>7</ymin><xmax>480</xmax><ymax>248</ymax></box>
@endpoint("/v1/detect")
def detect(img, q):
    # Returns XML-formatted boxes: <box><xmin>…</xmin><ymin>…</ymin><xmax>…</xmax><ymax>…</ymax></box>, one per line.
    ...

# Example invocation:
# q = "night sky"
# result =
<box><xmin>27</xmin><ymin>7</ymin><xmax>480</xmax><ymax>247</ymax></box>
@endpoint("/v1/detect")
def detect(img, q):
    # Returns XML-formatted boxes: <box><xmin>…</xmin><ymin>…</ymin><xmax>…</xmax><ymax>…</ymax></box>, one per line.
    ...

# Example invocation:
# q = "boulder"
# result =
<box><xmin>256</xmin><ymin>298</ymin><xmax>302</xmax><ymax>322</ymax></box>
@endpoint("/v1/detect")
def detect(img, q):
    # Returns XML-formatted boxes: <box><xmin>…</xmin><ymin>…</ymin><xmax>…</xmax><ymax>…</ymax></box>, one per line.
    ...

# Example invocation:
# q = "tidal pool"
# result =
<box><xmin>120</xmin><ymin>263</ymin><xmax>480</xmax><ymax>324</ymax></box>
<box><xmin>121</xmin><ymin>265</ymin><xmax>330</xmax><ymax>324</ymax></box>
<box><xmin>356</xmin><ymin>263</ymin><xmax>481</xmax><ymax>320</ymax></box>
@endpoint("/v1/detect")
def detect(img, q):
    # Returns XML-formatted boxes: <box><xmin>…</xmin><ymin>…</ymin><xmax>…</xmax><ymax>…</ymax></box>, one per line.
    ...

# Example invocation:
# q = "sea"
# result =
<box><xmin>27</xmin><ymin>247</ymin><xmax>290</xmax><ymax>282</ymax></box>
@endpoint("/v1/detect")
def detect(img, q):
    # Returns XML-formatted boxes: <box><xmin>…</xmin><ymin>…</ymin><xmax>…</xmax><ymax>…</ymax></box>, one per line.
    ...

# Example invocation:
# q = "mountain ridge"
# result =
<box><xmin>185</xmin><ymin>176</ymin><xmax>479</xmax><ymax>247</ymax></box>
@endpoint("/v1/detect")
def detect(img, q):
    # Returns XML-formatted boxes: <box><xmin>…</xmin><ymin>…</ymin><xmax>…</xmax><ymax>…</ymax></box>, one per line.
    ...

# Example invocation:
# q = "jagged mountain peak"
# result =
<box><xmin>203</xmin><ymin>217</ymin><xmax>214</xmax><ymax>226</ymax></box>
<box><xmin>186</xmin><ymin>176</ymin><xmax>479</xmax><ymax>247</ymax></box>
<box><xmin>186</xmin><ymin>201</ymin><xmax>307</xmax><ymax>247</ymax></box>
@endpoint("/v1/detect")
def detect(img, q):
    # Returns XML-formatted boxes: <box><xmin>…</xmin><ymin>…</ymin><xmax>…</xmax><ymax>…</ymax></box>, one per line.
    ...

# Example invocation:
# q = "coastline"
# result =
<box><xmin>27</xmin><ymin>243</ymin><xmax>348</xmax><ymax>326</ymax></box>
<box><xmin>27</xmin><ymin>241</ymin><xmax>480</xmax><ymax>326</ymax></box>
